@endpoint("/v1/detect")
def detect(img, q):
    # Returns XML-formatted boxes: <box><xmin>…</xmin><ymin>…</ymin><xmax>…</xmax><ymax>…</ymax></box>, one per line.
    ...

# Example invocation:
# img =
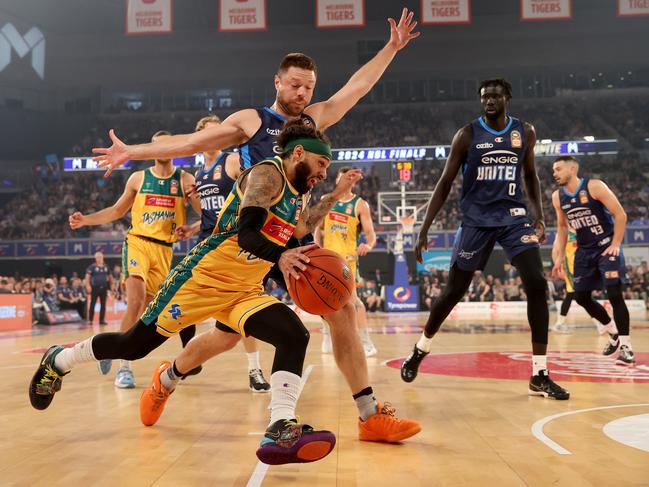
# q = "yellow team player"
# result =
<box><xmin>552</xmin><ymin>228</ymin><xmax>576</xmax><ymax>332</ymax></box>
<box><xmin>315</xmin><ymin>166</ymin><xmax>377</xmax><ymax>356</ymax></box>
<box><xmin>35</xmin><ymin>122</ymin><xmax>351</xmax><ymax>465</ymax></box>
<box><xmin>69</xmin><ymin>130</ymin><xmax>201</xmax><ymax>388</ymax></box>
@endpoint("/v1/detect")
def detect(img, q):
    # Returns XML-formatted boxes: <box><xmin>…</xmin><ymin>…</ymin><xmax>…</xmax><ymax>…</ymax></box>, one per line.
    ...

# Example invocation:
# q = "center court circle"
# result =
<box><xmin>386</xmin><ymin>351</ymin><xmax>649</xmax><ymax>383</ymax></box>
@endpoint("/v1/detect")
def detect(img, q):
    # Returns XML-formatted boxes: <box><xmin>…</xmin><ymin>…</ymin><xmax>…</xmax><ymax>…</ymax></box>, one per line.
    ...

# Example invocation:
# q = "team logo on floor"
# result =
<box><xmin>386</xmin><ymin>351</ymin><xmax>649</xmax><ymax>383</ymax></box>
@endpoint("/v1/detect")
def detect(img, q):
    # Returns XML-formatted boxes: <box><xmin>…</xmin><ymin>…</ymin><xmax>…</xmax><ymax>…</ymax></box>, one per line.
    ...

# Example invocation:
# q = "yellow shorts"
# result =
<box><xmin>563</xmin><ymin>253</ymin><xmax>575</xmax><ymax>294</ymax></box>
<box><xmin>141</xmin><ymin>241</ymin><xmax>280</xmax><ymax>337</ymax></box>
<box><xmin>122</xmin><ymin>234</ymin><xmax>173</xmax><ymax>296</ymax></box>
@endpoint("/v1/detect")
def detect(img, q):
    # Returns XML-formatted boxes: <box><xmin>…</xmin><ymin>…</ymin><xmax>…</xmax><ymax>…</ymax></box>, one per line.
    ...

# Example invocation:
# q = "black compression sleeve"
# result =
<box><xmin>238</xmin><ymin>206</ymin><xmax>286</xmax><ymax>263</ymax></box>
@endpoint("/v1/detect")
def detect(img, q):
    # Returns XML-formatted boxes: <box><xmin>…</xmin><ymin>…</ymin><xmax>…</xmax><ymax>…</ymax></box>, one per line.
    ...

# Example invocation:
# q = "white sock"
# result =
<box><xmin>532</xmin><ymin>355</ymin><xmax>547</xmax><ymax>376</ymax></box>
<box><xmin>359</xmin><ymin>327</ymin><xmax>370</xmax><ymax>341</ymax></box>
<box><xmin>417</xmin><ymin>333</ymin><xmax>432</xmax><ymax>353</ymax></box>
<box><xmin>619</xmin><ymin>335</ymin><xmax>632</xmax><ymax>348</ymax></box>
<box><xmin>120</xmin><ymin>359</ymin><xmax>131</xmax><ymax>369</ymax></box>
<box><xmin>54</xmin><ymin>338</ymin><xmax>96</xmax><ymax>372</ymax></box>
<box><xmin>609</xmin><ymin>333</ymin><xmax>619</xmax><ymax>345</ymax></box>
<box><xmin>556</xmin><ymin>314</ymin><xmax>566</xmax><ymax>325</ymax></box>
<box><xmin>269</xmin><ymin>371</ymin><xmax>301</xmax><ymax>425</ymax></box>
<box><xmin>605</xmin><ymin>320</ymin><xmax>619</xmax><ymax>335</ymax></box>
<box><xmin>322</xmin><ymin>323</ymin><xmax>330</xmax><ymax>336</ymax></box>
<box><xmin>160</xmin><ymin>362</ymin><xmax>181</xmax><ymax>391</ymax></box>
<box><xmin>247</xmin><ymin>352</ymin><xmax>260</xmax><ymax>372</ymax></box>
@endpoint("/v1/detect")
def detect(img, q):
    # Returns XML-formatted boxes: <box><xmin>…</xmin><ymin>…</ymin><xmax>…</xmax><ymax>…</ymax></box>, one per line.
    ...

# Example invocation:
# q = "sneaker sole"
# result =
<box><xmin>615</xmin><ymin>360</ymin><xmax>635</xmax><ymax>366</ymax></box>
<box><xmin>527</xmin><ymin>388</ymin><xmax>570</xmax><ymax>400</ymax></box>
<box><xmin>256</xmin><ymin>435</ymin><xmax>336</xmax><ymax>465</ymax></box>
<box><xmin>115</xmin><ymin>382</ymin><xmax>136</xmax><ymax>389</ymax></box>
<box><xmin>359</xmin><ymin>424</ymin><xmax>422</xmax><ymax>443</ymax></box>
<box><xmin>250</xmin><ymin>386</ymin><xmax>270</xmax><ymax>393</ymax></box>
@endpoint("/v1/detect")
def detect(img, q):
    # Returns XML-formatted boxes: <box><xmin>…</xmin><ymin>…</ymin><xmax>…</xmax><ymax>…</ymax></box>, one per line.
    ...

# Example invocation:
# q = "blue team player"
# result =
<box><xmin>551</xmin><ymin>156</ymin><xmax>635</xmax><ymax>365</ymax></box>
<box><xmin>401</xmin><ymin>78</ymin><xmax>569</xmax><ymax>400</ymax></box>
<box><xmin>173</xmin><ymin>114</ymin><xmax>271</xmax><ymax>391</ymax></box>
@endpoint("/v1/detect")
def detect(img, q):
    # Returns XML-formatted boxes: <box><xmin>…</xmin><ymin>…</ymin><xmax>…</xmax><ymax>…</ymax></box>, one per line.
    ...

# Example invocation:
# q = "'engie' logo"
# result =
<box><xmin>0</xmin><ymin>23</ymin><xmax>45</xmax><ymax>79</ymax></box>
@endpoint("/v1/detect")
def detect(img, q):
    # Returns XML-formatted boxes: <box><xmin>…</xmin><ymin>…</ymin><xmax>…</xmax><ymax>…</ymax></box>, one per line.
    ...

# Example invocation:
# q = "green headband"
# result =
<box><xmin>283</xmin><ymin>138</ymin><xmax>332</xmax><ymax>159</ymax></box>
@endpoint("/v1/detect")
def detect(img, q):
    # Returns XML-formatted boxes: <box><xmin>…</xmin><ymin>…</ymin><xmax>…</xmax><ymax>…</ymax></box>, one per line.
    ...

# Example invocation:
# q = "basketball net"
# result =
<box><xmin>394</xmin><ymin>215</ymin><xmax>415</xmax><ymax>255</ymax></box>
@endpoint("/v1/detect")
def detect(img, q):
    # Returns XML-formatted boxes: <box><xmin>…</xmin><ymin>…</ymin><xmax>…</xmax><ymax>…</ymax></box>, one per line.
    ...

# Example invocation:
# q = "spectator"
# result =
<box><xmin>42</xmin><ymin>278</ymin><xmax>60</xmax><ymax>312</ymax></box>
<box><xmin>86</xmin><ymin>251</ymin><xmax>111</xmax><ymax>325</ymax></box>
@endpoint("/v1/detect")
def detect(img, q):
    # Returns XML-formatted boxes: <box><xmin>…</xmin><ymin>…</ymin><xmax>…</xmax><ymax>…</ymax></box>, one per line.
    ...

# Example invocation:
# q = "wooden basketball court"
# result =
<box><xmin>2</xmin><ymin>312</ymin><xmax>648</xmax><ymax>486</ymax></box>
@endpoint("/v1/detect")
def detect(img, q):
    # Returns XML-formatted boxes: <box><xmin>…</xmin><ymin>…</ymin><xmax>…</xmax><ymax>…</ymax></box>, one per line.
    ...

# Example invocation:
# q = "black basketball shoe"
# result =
<box><xmin>616</xmin><ymin>345</ymin><xmax>635</xmax><ymax>366</ymax></box>
<box><xmin>29</xmin><ymin>345</ymin><xmax>68</xmax><ymax>410</ymax></box>
<box><xmin>528</xmin><ymin>371</ymin><xmax>570</xmax><ymax>400</ymax></box>
<box><xmin>249</xmin><ymin>368</ymin><xmax>270</xmax><ymax>393</ymax></box>
<box><xmin>602</xmin><ymin>334</ymin><xmax>619</xmax><ymax>356</ymax></box>
<box><xmin>400</xmin><ymin>345</ymin><xmax>429</xmax><ymax>383</ymax></box>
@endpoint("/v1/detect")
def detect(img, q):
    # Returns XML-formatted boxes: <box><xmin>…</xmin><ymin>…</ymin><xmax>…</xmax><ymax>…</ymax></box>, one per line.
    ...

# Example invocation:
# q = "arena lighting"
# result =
<box><xmin>583</xmin><ymin>136</ymin><xmax>595</xmax><ymax>142</ymax></box>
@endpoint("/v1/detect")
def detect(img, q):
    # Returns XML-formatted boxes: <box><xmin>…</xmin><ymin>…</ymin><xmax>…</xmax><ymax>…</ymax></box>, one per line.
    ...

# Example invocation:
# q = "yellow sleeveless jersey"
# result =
<box><xmin>322</xmin><ymin>195</ymin><xmax>361</xmax><ymax>258</ymax></box>
<box><xmin>129</xmin><ymin>167</ymin><xmax>186</xmax><ymax>244</ymax></box>
<box><xmin>192</xmin><ymin>157</ymin><xmax>305</xmax><ymax>293</ymax></box>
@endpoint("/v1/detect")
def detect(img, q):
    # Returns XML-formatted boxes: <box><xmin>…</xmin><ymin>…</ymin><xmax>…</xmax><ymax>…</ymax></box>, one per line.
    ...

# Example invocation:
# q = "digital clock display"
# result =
<box><xmin>392</xmin><ymin>161</ymin><xmax>414</xmax><ymax>184</ymax></box>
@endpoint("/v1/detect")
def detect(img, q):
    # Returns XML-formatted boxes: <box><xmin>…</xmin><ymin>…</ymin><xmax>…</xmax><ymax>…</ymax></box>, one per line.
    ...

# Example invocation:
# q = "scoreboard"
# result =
<box><xmin>391</xmin><ymin>160</ymin><xmax>415</xmax><ymax>185</ymax></box>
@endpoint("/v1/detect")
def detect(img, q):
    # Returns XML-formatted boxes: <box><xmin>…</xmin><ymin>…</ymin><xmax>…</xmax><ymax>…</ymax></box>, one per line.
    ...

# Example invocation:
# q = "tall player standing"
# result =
<box><xmin>93</xmin><ymin>9</ymin><xmax>421</xmax><ymax>442</ymax></box>
<box><xmin>551</xmin><ymin>155</ymin><xmax>634</xmax><ymax>364</ymax></box>
<box><xmin>175</xmin><ymin>115</ymin><xmax>270</xmax><ymax>392</ymax></box>
<box><xmin>314</xmin><ymin>166</ymin><xmax>378</xmax><ymax>356</ymax></box>
<box><xmin>69</xmin><ymin>131</ymin><xmax>202</xmax><ymax>388</ymax></box>
<box><xmin>401</xmin><ymin>79</ymin><xmax>570</xmax><ymax>400</ymax></box>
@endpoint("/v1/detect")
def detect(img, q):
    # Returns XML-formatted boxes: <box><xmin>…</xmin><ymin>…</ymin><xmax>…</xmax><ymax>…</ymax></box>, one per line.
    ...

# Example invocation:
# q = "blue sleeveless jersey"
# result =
<box><xmin>559</xmin><ymin>178</ymin><xmax>614</xmax><ymax>249</ymax></box>
<box><xmin>461</xmin><ymin>116</ymin><xmax>528</xmax><ymax>227</ymax></box>
<box><xmin>238</xmin><ymin>107</ymin><xmax>316</xmax><ymax>170</ymax></box>
<box><xmin>194</xmin><ymin>153</ymin><xmax>236</xmax><ymax>240</ymax></box>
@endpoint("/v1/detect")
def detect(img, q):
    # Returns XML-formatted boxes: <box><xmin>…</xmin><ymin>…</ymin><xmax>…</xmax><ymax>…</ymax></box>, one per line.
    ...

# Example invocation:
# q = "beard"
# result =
<box><xmin>293</xmin><ymin>160</ymin><xmax>313</xmax><ymax>194</ymax></box>
<box><xmin>484</xmin><ymin>107</ymin><xmax>504</xmax><ymax>121</ymax></box>
<box><xmin>277</xmin><ymin>93</ymin><xmax>306</xmax><ymax>117</ymax></box>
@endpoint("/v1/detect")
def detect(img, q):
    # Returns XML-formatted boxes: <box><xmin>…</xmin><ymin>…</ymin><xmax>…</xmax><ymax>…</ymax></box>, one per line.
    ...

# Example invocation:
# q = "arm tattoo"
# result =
<box><xmin>239</xmin><ymin>163</ymin><xmax>283</xmax><ymax>210</ymax></box>
<box><xmin>303</xmin><ymin>194</ymin><xmax>337</xmax><ymax>233</ymax></box>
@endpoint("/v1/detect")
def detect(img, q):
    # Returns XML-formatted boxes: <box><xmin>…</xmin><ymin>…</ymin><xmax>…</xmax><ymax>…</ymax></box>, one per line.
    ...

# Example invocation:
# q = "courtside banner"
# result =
<box><xmin>421</xmin><ymin>0</ymin><xmax>471</xmax><ymax>24</ymax></box>
<box><xmin>316</xmin><ymin>0</ymin><xmax>365</xmax><ymax>28</ymax></box>
<box><xmin>618</xmin><ymin>0</ymin><xmax>649</xmax><ymax>16</ymax></box>
<box><xmin>219</xmin><ymin>0</ymin><xmax>267</xmax><ymax>32</ymax></box>
<box><xmin>521</xmin><ymin>0</ymin><xmax>572</xmax><ymax>21</ymax></box>
<box><xmin>126</xmin><ymin>0</ymin><xmax>173</xmax><ymax>35</ymax></box>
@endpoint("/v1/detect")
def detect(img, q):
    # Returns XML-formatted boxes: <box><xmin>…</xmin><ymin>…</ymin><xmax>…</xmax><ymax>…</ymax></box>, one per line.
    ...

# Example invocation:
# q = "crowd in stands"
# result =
<box><xmin>0</xmin><ymin>268</ymin><xmax>123</xmax><ymax>324</ymax></box>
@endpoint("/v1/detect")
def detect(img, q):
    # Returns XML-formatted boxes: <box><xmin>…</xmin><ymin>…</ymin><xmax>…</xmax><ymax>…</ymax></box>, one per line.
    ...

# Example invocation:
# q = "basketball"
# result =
<box><xmin>288</xmin><ymin>248</ymin><xmax>355</xmax><ymax>315</ymax></box>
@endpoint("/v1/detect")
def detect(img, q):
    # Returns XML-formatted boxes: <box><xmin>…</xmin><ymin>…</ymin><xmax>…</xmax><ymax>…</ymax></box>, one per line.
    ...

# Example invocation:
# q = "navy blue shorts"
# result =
<box><xmin>451</xmin><ymin>223</ymin><xmax>540</xmax><ymax>272</ymax></box>
<box><xmin>573</xmin><ymin>247</ymin><xmax>627</xmax><ymax>292</ymax></box>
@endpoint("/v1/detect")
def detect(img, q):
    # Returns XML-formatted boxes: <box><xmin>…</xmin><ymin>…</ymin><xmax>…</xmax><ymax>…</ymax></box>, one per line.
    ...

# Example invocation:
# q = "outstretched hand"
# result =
<box><xmin>387</xmin><ymin>8</ymin><xmax>420</xmax><ymax>51</ymax></box>
<box><xmin>92</xmin><ymin>129</ymin><xmax>130</xmax><ymax>178</ymax></box>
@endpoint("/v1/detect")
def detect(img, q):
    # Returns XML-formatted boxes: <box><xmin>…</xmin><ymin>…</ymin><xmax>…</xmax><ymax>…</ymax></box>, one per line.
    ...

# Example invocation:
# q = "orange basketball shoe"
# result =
<box><xmin>358</xmin><ymin>402</ymin><xmax>421</xmax><ymax>442</ymax></box>
<box><xmin>140</xmin><ymin>360</ymin><xmax>174</xmax><ymax>427</ymax></box>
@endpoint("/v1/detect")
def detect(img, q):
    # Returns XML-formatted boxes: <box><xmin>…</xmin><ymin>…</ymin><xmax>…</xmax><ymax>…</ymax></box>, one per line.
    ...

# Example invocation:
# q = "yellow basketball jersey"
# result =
<box><xmin>129</xmin><ymin>167</ymin><xmax>186</xmax><ymax>243</ymax></box>
<box><xmin>323</xmin><ymin>195</ymin><xmax>361</xmax><ymax>259</ymax></box>
<box><xmin>191</xmin><ymin>157</ymin><xmax>305</xmax><ymax>293</ymax></box>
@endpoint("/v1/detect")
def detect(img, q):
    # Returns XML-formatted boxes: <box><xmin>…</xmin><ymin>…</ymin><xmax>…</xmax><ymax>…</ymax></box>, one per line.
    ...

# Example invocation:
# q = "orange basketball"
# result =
<box><xmin>288</xmin><ymin>248</ymin><xmax>355</xmax><ymax>315</ymax></box>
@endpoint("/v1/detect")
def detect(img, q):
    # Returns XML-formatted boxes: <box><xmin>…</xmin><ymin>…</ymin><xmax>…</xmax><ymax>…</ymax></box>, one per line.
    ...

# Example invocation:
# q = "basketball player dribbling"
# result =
<box><xmin>93</xmin><ymin>9</ymin><xmax>421</xmax><ymax>442</ymax></box>
<box><xmin>30</xmin><ymin>123</ymin><xmax>352</xmax><ymax>465</ymax></box>
<box><xmin>401</xmin><ymin>79</ymin><xmax>570</xmax><ymax>400</ymax></box>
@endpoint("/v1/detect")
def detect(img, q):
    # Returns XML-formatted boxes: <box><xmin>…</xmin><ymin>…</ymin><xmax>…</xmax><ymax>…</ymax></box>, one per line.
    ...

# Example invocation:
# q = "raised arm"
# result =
<box><xmin>415</xmin><ymin>126</ymin><xmax>471</xmax><ymax>262</ymax></box>
<box><xmin>589</xmin><ymin>179</ymin><xmax>627</xmax><ymax>256</ymax></box>
<box><xmin>521</xmin><ymin>122</ymin><xmax>545</xmax><ymax>242</ymax></box>
<box><xmin>293</xmin><ymin>169</ymin><xmax>363</xmax><ymax>238</ymax></box>
<box><xmin>304</xmin><ymin>8</ymin><xmax>419</xmax><ymax>130</ymax></box>
<box><xmin>69</xmin><ymin>172</ymin><xmax>141</xmax><ymax>229</ymax></box>
<box><xmin>551</xmin><ymin>190</ymin><xmax>568</xmax><ymax>278</ymax></box>
<box><xmin>357</xmin><ymin>199</ymin><xmax>376</xmax><ymax>256</ymax></box>
<box><xmin>93</xmin><ymin>109</ymin><xmax>260</xmax><ymax>177</ymax></box>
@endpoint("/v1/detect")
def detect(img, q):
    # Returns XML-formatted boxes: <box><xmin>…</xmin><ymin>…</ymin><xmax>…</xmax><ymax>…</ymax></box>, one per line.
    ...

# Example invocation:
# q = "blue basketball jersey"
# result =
<box><xmin>461</xmin><ymin>116</ymin><xmax>528</xmax><ymax>227</ymax></box>
<box><xmin>559</xmin><ymin>178</ymin><xmax>614</xmax><ymax>249</ymax></box>
<box><xmin>194</xmin><ymin>152</ymin><xmax>235</xmax><ymax>240</ymax></box>
<box><xmin>238</xmin><ymin>107</ymin><xmax>316</xmax><ymax>170</ymax></box>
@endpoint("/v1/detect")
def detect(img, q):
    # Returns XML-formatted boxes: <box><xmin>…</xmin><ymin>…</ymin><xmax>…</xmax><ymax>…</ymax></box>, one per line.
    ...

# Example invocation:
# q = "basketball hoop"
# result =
<box><xmin>399</xmin><ymin>215</ymin><xmax>416</xmax><ymax>235</ymax></box>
